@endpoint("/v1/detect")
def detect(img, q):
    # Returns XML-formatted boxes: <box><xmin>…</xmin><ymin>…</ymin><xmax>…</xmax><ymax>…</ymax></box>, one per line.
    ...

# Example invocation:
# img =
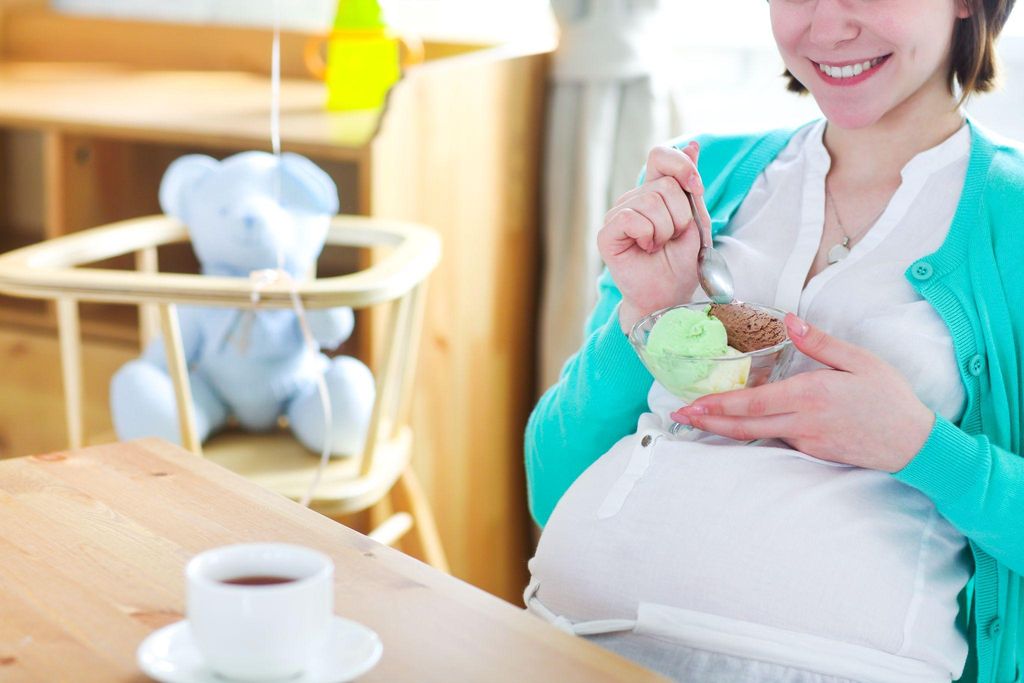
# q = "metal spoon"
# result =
<box><xmin>686</xmin><ymin>190</ymin><xmax>734</xmax><ymax>304</ymax></box>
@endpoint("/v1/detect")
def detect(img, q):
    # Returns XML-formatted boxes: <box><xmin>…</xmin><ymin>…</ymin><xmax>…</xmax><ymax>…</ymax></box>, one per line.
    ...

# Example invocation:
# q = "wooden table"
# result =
<box><xmin>0</xmin><ymin>439</ymin><xmax>666</xmax><ymax>682</ymax></box>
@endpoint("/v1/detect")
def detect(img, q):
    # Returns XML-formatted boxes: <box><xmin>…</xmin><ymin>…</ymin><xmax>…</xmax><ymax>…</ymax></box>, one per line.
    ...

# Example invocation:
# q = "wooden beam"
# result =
<box><xmin>0</xmin><ymin>7</ymin><xmax>491</xmax><ymax>77</ymax></box>
<box><xmin>2</xmin><ymin>7</ymin><xmax>313</xmax><ymax>78</ymax></box>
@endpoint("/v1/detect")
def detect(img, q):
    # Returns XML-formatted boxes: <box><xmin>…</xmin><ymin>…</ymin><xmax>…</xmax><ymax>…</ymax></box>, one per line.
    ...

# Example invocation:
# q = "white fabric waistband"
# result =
<box><xmin>524</xmin><ymin>578</ymin><xmax>636</xmax><ymax>635</ymax></box>
<box><xmin>524</xmin><ymin>580</ymin><xmax>950</xmax><ymax>683</ymax></box>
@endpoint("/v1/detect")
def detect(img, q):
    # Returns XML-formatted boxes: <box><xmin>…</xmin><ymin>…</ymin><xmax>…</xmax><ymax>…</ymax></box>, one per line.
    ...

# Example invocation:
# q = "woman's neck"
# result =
<box><xmin>823</xmin><ymin>94</ymin><xmax>964</xmax><ymax>185</ymax></box>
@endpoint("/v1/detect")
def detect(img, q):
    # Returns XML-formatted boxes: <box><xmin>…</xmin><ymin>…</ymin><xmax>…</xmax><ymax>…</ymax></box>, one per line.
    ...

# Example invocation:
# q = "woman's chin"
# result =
<box><xmin>815</xmin><ymin>103</ymin><xmax>885</xmax><ymax>131</ymax></box>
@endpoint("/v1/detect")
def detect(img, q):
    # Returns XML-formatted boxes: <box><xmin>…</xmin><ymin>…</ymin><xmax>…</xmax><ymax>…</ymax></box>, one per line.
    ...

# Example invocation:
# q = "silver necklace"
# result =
<box><xmin>824</xmin><ymin>185</ymin><xmax>881</xmax><ymax>265</ymax></box>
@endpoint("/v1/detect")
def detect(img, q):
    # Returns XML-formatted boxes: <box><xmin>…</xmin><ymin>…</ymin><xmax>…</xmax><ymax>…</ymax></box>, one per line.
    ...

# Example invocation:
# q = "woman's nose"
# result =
<box><xmin>807</xmin><ymin>0</ymin><xmax>860</xmax><ymax>48</ymax></box>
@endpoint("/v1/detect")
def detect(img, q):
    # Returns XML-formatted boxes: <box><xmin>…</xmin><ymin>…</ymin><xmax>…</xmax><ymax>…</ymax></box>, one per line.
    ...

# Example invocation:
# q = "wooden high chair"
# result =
<box><xmin>0</xmin><ymin>214</ymin><xmax>448</xmax><ymax>571</ymax></box>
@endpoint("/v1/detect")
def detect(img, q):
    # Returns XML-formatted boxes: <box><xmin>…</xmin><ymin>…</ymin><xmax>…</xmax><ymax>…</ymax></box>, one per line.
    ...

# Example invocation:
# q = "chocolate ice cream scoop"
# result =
<box><xmin>709</xmin><ymin>303</ymin><xmax>787</xmax><ymax>353</ymax></box>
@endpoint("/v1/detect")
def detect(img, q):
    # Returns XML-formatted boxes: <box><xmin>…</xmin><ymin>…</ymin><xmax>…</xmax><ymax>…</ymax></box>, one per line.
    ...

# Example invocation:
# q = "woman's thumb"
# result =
<box><xmin>785</xmin><ymin>313</ymin><xmax>870</xmax><ymax>372</ymax></box>
<box><xmin>681</xmin><ymin>140</ymin><xmax>700</xmax><ymax>165</ymax></box>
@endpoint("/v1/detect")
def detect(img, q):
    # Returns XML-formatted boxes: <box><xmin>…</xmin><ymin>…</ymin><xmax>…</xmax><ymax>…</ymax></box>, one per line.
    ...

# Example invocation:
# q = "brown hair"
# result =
<box><xmin>783</xmin><ymin>0</ymin><xmax>1017</xmax><ymax>102</ymax></box>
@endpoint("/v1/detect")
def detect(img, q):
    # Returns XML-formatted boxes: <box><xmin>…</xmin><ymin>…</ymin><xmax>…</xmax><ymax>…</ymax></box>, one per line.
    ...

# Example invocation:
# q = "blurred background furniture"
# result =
<box><xmin>0</xmin><ymin>213</ymin><xmax>449</xmax><ymax>570</ymax></box>
<box><xmin>0</xmin><ymin>1</ymin><xmax>550</xmax><ymax>602</ymax></box>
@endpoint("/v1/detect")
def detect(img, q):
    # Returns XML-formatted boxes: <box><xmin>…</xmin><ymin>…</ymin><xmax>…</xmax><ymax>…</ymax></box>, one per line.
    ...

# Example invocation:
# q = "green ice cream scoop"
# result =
<box><xmin>646</xmin><ymin>306</ymin><xmax>728</xmax><ymax>357</ymax></box>
<box><xmin>643</xmin><ymin>306</ymin><xmax>731</xmax><ymax>393</ymax></box>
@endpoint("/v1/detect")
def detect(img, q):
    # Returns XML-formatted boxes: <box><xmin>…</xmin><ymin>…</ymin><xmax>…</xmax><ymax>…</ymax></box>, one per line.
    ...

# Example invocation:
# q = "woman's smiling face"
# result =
<box><xmin>770</xmin><ymin>0</ymin><xmax>970</xmax><ymax>128</ymax></box>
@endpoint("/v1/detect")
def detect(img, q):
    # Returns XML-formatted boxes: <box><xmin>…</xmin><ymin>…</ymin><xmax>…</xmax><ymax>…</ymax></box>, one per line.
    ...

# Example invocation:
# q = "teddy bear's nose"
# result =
<box><xmin>241</xmin><ymin>213</ymin><xmax>274</xmax><ymax>241</ymax></box>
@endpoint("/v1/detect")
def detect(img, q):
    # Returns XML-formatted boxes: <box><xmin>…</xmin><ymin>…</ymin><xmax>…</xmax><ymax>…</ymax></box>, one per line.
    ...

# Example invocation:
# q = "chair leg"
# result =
<box><xmin>366</xmin><ymin>512</ymin><xmax>413</xmax><ymax>547</ymax></box>
<box><xmin>391</xmin><ymin>466</ymin><xmax>449</xmax><ymax>573</ymax></box>
<box><xmin>368</xmin><ymin>495</ymin><xmax>394</xmax><ymax>532</ymax></box>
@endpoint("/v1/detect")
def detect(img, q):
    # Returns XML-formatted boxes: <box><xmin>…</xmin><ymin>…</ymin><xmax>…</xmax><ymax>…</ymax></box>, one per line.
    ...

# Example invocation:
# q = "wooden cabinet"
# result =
<box><xmin>0</xmin><ymin>7</ymin><xmax>549</xmax><ymax>602</ymax></box>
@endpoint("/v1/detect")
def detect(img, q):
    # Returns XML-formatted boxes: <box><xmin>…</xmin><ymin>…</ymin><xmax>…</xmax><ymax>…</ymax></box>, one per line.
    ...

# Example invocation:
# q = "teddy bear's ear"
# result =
<box><xmin>159</xmin><ymin>155</ymin><xmax>220</xmax><ymax>220</ymax></box>
<box><xmin>279</xmin><ymin>153</ymin><xmax>340</xmax><ymax>215</ymax></box>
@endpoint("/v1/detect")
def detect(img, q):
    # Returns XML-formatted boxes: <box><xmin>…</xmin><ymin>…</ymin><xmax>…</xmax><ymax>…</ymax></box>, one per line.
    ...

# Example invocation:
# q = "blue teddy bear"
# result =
<box><xmin>110</xmin><ymin>151</ymin><xmax>375</xmax><ymax>456</ymax></box>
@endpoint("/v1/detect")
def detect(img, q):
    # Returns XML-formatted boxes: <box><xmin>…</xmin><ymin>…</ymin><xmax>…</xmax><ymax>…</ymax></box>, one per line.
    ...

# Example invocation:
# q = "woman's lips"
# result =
<box><xmin>812</xmin><ymin>54</ymin><xmax>891</xmax><ymax>86</ymax></box>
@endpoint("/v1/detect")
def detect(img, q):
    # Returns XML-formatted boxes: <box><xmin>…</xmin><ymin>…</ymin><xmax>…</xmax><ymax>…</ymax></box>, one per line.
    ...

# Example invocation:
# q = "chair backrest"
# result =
<box><xmin>0</xmin><ymin>214</ymin><xmax>441</xmax><ymax>476</ymax></box>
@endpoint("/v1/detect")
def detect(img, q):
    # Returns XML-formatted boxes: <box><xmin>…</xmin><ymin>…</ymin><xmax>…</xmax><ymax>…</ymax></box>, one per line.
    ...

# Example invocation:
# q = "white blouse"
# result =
<box><xmin>527</xmin><ymin>120</ymin><xmax>973</xmax><ymax>683</ymax></box>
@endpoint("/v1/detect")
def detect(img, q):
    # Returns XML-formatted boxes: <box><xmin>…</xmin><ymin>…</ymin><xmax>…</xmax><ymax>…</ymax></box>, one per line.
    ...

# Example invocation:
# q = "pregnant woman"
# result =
<box><xmin>524</xmin><ymin>1</ymin><xmax>1022</xmax><ymax>682</ymax></box>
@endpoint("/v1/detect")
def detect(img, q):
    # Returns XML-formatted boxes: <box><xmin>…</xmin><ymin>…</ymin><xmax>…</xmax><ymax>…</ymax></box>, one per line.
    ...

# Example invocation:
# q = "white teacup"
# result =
<box><xmin>186</xmin><ymin>543</ymin><xmax>334</xmax><ymax>681</ymax></box>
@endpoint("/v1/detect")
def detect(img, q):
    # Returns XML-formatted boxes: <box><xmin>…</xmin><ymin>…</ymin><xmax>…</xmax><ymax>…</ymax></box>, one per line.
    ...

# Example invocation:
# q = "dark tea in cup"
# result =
<box><xmin>220</xmin><ymin>575</ymin><xmax>297</xmax><ymax>586</ymax></box>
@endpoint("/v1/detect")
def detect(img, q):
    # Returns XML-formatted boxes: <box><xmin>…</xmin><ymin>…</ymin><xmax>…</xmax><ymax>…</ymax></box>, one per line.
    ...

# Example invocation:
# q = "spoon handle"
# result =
<box><xmin>686</xmin><ymin>189</ymin><xmax>735</xmax><ymax>304</ymax></box>
<box><xmin>685</xmin><ymin>190</ymin><xmax>713</xmax><ymax>250</ymax></box>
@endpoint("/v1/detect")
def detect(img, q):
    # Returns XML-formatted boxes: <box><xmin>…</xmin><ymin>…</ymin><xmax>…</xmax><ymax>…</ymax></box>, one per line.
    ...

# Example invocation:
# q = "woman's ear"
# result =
<box><xmin>956</xmin><ymin>0</ymin><xmax>973</xmax><ymax>19</ymax></box>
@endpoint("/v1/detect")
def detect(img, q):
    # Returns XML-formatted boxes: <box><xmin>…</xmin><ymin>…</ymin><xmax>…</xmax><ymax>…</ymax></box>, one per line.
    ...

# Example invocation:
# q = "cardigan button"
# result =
<box><xmin>910</xmin><ymin>262</ymin><xmax>934</xmax><ymax>281</ymax></box>
<box><xmin>641</xmin><ymin>435</ymin><xmax>653</xmax><ymax>447</ymax></box>
<box><xmin>968</xmin><ymin>354</ymin><xmax>985</xmax><ymax>377</ymax></box>
<box><xmin>988</xmin><ymin>617</ymin><xmax>1003</xmax><ymax>638</ymax></box>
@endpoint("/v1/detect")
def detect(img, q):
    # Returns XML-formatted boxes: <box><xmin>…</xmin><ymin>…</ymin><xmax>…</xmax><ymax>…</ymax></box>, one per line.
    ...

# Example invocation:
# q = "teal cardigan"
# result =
<box><xmin>524</xmin><ymin>120</ymin><xmax>1024</xmax><ymax>683</ymax></box>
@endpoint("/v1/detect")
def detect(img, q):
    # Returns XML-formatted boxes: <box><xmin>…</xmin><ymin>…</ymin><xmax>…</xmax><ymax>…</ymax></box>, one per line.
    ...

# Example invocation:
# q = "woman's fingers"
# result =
<box><xmin>671</xmin><ymin>411</ymin><xmax>800</xmax><ymax>443</ymax></box>
<box><xmin>785</xmin><ymin>314</ymin><xmax>879</xmax><ymax>373</ymax></box>
<box><xmin>603</xmin><ymin>192</ymin><xmax>676</xmax><ymax>253</ymax></box>
<box><xmin>674</xmin><ymin>374</ymin><xmax>816</xmax><ymax>419</ymax></box>
<box><xmin>644</xmin><ymin>145</ymin><xmax>703</xmax><ymax>194</ymax></box>
<box><xmin>600</xmin><ymin>208</ymin><xmax>658</xmax><ymax>254</ymax></box>
<box><xmin>632</xmin><ymin>189</ymin><xmax>678</xmax><ymax>249</ymax></box>
<box><xmin>604</xmin><ymin>142</ymin><xmax>705</xmax><ymax>243</ymax></box>
<box><xmin>607</xmin><ymin>179</ymin><xmax>696</xmax><ymax>242</ymax></box>
<box><xmin>681</xmin><ymin>140</ymin><xmax>700</xmax><ymax>166</ymax></box>
<box><xmin>654</xmin><ymin>176</ymin><xmax>697</xmax><ymax>238</ymax></box>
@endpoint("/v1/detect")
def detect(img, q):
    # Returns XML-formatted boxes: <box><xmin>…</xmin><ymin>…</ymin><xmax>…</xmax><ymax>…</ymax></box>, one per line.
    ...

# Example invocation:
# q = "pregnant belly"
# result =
<box><xmin>529</xmin><ymin>431</ymin><xmax>970</xmax><ymax>661</ymax></box>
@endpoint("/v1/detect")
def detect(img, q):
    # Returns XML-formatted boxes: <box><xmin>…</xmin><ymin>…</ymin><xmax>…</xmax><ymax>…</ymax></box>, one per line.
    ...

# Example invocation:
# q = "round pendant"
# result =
<box><xmin>827</xmin><ymin>243</ymin><xmax>850</xmax><ymax>264</ymax></box>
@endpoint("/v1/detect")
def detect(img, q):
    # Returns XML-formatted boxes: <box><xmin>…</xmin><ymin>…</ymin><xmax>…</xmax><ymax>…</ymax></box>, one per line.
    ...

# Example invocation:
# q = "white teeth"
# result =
<box><xmin>819</xmin><ymin>57</ymin><xmax>883</xmax><ymax>79</ymax></box>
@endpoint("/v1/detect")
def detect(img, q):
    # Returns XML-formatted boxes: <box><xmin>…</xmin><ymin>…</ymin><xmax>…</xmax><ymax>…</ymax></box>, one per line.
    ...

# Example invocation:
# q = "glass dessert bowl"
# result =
<box><xmin>628</xmin><ymin>301</ymin><xmax>796</xmax><ymax>434</ymax></box>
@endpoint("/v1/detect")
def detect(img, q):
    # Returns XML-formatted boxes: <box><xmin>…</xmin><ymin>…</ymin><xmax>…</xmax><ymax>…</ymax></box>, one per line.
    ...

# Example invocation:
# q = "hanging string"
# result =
<box><xmin>270</xmin><ymin>0</ymin><xmax>284</xmax><ymax>229</ymax></box>
<box><xmin>261</xmin><ymin>0</ymin><xmax>335</xmax><ymax>508</ymax></box>
<box><xmin>271</xmin><ymin>1</ymin><xmax>281</xmax><ymax>159</ymax></box>
<box><xmin>249</xmin><ymin>268</ymin><xmax>335</xmax><ymax>509</ymax></box>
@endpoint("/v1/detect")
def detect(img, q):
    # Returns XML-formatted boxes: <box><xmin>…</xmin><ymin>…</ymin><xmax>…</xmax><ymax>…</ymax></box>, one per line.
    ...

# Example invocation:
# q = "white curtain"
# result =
<box><xmin>538</xmin><ymin>0</ymin><xmax>682</xmax><ymax>392</ymax></box>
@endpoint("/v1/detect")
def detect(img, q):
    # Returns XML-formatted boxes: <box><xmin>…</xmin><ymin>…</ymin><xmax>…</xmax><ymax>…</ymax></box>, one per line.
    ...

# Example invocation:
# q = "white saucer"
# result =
<box><xmin>137</xmin><ymin>616</ymin><xmax>382</xmax><ymax>683</ymax></box>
